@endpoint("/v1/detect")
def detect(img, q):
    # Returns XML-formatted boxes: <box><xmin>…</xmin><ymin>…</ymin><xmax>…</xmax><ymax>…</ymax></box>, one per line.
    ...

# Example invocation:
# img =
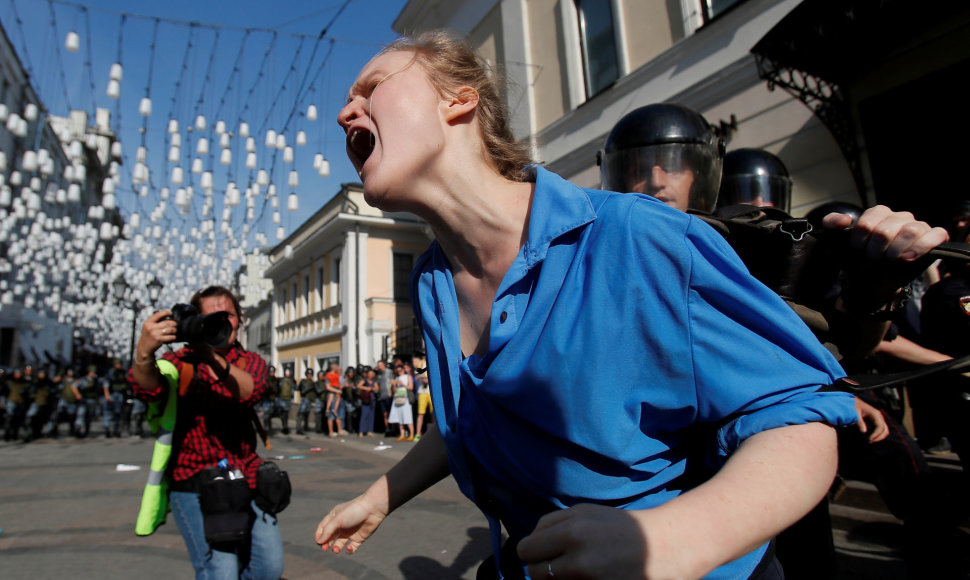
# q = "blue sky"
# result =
<box><xmin>2</xmin><ymin>0</ymin><xmax>408</xmax><ymax>253</ymax></box>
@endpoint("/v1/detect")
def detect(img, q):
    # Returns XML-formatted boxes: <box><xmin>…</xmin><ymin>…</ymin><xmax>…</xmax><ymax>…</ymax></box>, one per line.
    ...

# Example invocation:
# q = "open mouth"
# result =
<box><xmin>346</xmin><ymin>127</ymin><xmax>375</xmax><ymax>170</ymax></box>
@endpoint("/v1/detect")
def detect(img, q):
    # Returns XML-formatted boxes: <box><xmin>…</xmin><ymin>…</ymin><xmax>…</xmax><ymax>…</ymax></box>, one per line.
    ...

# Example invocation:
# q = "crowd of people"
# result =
<box><xmin>258</xmin><ymin>357</ymin><xmax>433</xmax><ymax>442</ymax></box>
<box><xmin>1</xmin><ymin>357</ymin><xmax>148</xmax><ymax>443</ymax></box>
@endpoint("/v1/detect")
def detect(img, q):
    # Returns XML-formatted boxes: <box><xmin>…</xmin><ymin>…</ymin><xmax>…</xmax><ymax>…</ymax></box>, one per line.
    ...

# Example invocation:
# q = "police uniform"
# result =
<box><xmin>296</xmin><ymin>373</ymin><xmax>317</xmax><ymax>434</ymax></box>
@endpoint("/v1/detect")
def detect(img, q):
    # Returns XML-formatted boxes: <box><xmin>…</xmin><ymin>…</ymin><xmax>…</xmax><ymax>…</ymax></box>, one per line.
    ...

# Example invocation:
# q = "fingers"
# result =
<box><xmin>847</xmin><ymin>205</ymin><xmax>948</xmax><ymax>261</ymax></box>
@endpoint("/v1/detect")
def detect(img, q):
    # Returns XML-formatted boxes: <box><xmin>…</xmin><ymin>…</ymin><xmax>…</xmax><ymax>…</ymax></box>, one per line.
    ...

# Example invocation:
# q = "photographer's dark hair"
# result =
<box><xmin>190</xmin><ymin>286</ymin><xmax>243</xmax><ymax>325</ymax></box>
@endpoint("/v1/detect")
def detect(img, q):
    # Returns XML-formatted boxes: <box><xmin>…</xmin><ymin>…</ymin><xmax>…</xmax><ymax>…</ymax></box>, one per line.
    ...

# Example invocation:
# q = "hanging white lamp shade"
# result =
<box><xmin>133</xmin><ymin>163</ymin><xmax>149</xmax><ymax>183</ymax></box>
<box><xmin>265</xmin><ymin>129</ymin><xmax>277</xmax><ymax>148</ymax></box>
<box><xmin>102</xmin><ymin>177</ymin><xmax>115</xmax><ymax>195</ymax></box>
<box><xmin>220</xmin><ymin>149</ymin><xmax>232</xmax><ymax>165</ymax></box>
<box><xmin>171</xmin><ymin>133</ymin><xmax>182</xmax><ymax>148</ymax></box>
<box><xmin>55</xmin><ymin>188</ymin><xmax>67</xmax><ymax>204</ymax></box>
<box><xmin>174</xmin><ymin>188</ymin><xmax>187</xmax><ymax>207</ymax></box>
<box><xmin>21</xmin><ymin>151</ymin><xmax>38</xmax><ymax>172</ymax></box>
<box><xmin>196</xmin><ymin>137</ymin><xmax>209</xmax><ymax>155</ymax></box>
<box><xmin>168</xmin><ymin>146</ymin><xmax>180</xmax><ymax>163</ymax></box>
<box><xmin>287</xmin><ymin>193</ymin><xmax>298</xmax><ymax>211</ymax></box>
<box><xmin>272</xmin><ymin>210</ymin><xmax>280</xmax><ymax>224</ymax></box>
<box><xmin>24</xmin><ymin>103</ymin><xmax>39</xmax><ymax>121</ymax></box>
<box><xmin>275</xmin><ymin>134</ymin><xmax>286</xmax><ymax>150</ymax></box>
<box><xmin>201</xmin><ymin>171</ymin><xmax>213</xmax><ymax>189</ymax></box>
<box><xmin>256</xmin><ymin>169</ymin><xmax>269</xmax><ymax>186</ymax></box>
<box><xmin>239</xmin><ymin>122</ymin><xmax>250</xmax><ymax>138</ymax></box>
<box><xmin>219</xmin><ymin>132</ymin><xmax>230</xmax><ymax>149</ymax></box>
<box><xmin>245</xmin><ymin>137</ymin><xmax>256</xmax><ymax>153</ymax></box>
<box><xmin>111</xmin><ymin>141</ymin><xmax>122</xmax><ymax>159</ymax></box>
<box><xmin>192</xmin><ymin>157</ymin><xmax>204</xmax><ymax>174</ymax></box>
<box><xmin>215</xmin><ymin>120</ymin><xmax>226</xmax><ymax>134</ymax></box>
<box><xmin>288</xmin><ymin>170</ymin><xmax>299</xmax><ymax>188</ymax></box>
<box><xmin>171</xmin><ymin>166</ymin><xmax>184</xmax><ymax>185</ymax></box>
<box><xmin>283</xmin><ymin>146</ymin><xmax>294</xmax><ymax>163</ymax></box>
<box><xmin>0</xmin><ymin>187</ymin><xmax>11</xmax><ymax>207</ymax></box>
<box><xmin>195</xmin><ymin>115</ymin><xmax>207</xmax><ymax>131</ymax></box>
<box><xmin>139</xmin><ymin>185</ymin><xmax>149</xmax><ymax>198</ymax></box>
<box><xmin>246</xmin><ymin>207</ymin><xmax>254</xmax><ymax>221</ymax></box>
<box><xmin>99</xmin><ymin>222</ymin><xmax>114</xmax><ymax>240</ymax></box>
<box><xmin>0</xmin><ymin>151</ymin><xmax>6</xmax><ymax>171</ymax></box>
<box><xmin>69</xmin><ymin>140</ymin><xmax>83</xmax><ymax>160</ymax></box>
<box><xmin>102</xmin><ymin>192</ymin><xmax>116</xmax><ymax>210</ymax></box>
<box><xmin>73</xmin><ymin>163</ymin><xmax>86</xmax><ymax>182</ymax></box>
<box><xmin>9</xmin><ymin>171</ymin><xmax>21</xmax><ymax>186</ymax></box>
<box><xmin>0</xmin><ymin>103</ymin><xmax>7</xmax><ymax>122</ymax></box>
<box><xmin>267</xmin><ymin>183</ymin><xmax>277</xmax><ymax>197</ymax></box>
<box><xmin>106</xmin><ymin>79</ymin><xmax>121</xmax><ymax>99</ymax></box>
<box><xmin>110</xmin><ymin>62</ymin><xmax>123</xmax><ymax>81</ymax></box>
<box><xmin>67</xmin><ymin>184</ymin><xmax>81</xmax><ymax>202</ymax></box>
<box><xmin>306</xmin><ymin>104</ymin><xmax>318</xmax><ymax>121</ymax></box>
<box><xmin>313</xmin><ymin>153</ymin><xmax>323</xmax><ymax>169</ymax></box>
<box><xmin>160</xmin><ymin>187</ymin><xmax>170</xmax><ymax>200</ymax></box>
<box><xmin>139</xmin><ymin>97</ymin><xmax>152</xmax><ymax>116</ymax></box>
<box><xmin>246</xmin><ymin>152</ymin><xmax>257</xmax><ymax>169</ymax></box>
<box><xmin>130</xmin><ymin>213</ymin><xmax>141</xmax><ymax>229</ymax></box>
<box><xmin>168</xmin><ymin>119</ymin><xmax>179</xmax><ymax>134</ymax></box>
<box><xmin>65</xmin><ymin>31</ymin><xmax>80</xmax><ymax>52</ymax></box>
<box><xmin>6</xmin><ymin>113</ymin><xmax>21</xmax><ymax>132</ymax></box>
<box><xmin>318</xmin><ymin>158</ymin><xmax>331</xmax><ymax>177</ymax></box>
<box><xmin>296</xmin><ymin>130</ymin><xmax>307</xmax><ymax>146</ymax></box>
<box><xmin>277</xmin><ymin>226</ymin><xmax>286</xmax><ymax>241</ymax></box>
<box><xmin>136</xmin><ymin>146</ymin><xmax>147</xmax><ymax>163</ymax></box>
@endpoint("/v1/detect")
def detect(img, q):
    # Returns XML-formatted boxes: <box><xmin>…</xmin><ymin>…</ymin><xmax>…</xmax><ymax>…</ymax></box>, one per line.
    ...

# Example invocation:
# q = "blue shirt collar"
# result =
<box><xmin>521</xmin><ymin>166</ymin><xmax>597</xmax><ymax>268</ymax></box>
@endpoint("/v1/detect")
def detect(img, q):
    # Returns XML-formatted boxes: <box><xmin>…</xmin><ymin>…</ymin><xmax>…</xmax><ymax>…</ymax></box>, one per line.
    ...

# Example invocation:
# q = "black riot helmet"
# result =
<box><xmin>598</xmin><ymin>103</ymin><xmax>725</xmax><ymax>213</ymax></box>
<box><xmin>718</xmin><ymin>148</ymin><xmax>793</xmax><ymax>213</ymax></box>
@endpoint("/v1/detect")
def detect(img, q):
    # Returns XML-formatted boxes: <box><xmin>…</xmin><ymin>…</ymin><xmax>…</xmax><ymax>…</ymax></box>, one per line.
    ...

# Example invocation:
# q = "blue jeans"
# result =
<box><xmin>169</xmin><ymin>491</ymin><xmax>284</xmax><ymax>580</ymax></box>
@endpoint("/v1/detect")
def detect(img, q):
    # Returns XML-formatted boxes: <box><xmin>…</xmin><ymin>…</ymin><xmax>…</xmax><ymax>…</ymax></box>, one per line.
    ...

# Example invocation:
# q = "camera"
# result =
<box><xmin>167</xmin><ymin>303</ymin><xmax>232</xmax><ymax>348</ymax></box>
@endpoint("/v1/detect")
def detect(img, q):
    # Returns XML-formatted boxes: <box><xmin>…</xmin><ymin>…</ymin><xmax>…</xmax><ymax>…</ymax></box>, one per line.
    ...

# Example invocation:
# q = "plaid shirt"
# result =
<box><xmin>130</xmin><ymin>345</ymin><xmax>268</xmax><ymax>488</ymax></box>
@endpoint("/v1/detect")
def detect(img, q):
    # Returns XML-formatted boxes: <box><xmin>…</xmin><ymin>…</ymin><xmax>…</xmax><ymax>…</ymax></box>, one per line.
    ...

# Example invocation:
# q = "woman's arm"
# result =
<box><xmin>518</xmin><ymin>422</ymin><xmax>837</xmax><ymax>580</ymax></box>
<box><xmin>315</xmin><ymin>426</ymin><xmax>451</xmax><ymax>554</ymax></box>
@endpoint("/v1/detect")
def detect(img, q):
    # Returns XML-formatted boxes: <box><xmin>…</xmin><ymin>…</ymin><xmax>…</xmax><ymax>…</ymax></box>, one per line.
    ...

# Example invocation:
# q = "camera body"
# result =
<box><xmin>168</xmin><ymin>303</ymin><xmax>232</xmax><ymax>348</ymax></box>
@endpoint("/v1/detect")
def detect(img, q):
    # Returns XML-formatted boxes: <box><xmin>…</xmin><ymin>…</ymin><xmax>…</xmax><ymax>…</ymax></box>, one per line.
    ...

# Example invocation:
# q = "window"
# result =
<box><xmin>303</xmin><ymin>274</ymin><xmax>310</xmax><ymax>314</ymax></box>
<box><xmin>279</xmin><ymin>287</ymin><xmax>288</xmax><ymax>322</ymax></box>
<box><xmin>702</xmin><ymin>0</ymin><xmax>745</xmax><ymax>23</ymax></box>
<box><xmin>292</xmin><ymin>282</ymin><xmax>299</xmax><ymax>317</ymax></box>
<box><xmin>575</xmin><ymin>0</ymin><xmax>620</xmax><ymax>98</ymax></box>
<box><xmin>317</xmin><ymin>267</ymin><xmax>325</xmax><ymax>310</ymax></box>
<box><xmin>393</xmin><ymin>253</ymin><xmax>414</xmax><ymax>303</ymax></box>
<box><xmin>331</xmin><ymin>258</ymin><xmax>341</xmax><ymax>307</ymax></box>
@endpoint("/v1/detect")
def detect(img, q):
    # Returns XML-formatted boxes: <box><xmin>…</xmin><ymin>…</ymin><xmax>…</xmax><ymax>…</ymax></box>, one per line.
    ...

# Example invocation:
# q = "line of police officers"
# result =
<box><xmin>1</xmin><ymin>358</ymin><xmax>145</xmax><ymax>442</ymax></box>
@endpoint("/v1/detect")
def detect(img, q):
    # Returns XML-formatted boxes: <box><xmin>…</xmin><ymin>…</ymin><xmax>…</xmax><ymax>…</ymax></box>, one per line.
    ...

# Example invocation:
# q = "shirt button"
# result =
<box><xmin>500</xmin><ymin>311</ymin><xmax>508</xmax><ymax>323</ymax></box>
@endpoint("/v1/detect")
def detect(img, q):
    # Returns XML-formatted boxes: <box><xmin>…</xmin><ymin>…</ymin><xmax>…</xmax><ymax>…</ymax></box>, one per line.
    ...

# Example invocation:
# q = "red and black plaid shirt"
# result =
<box><xmin>130</xmin><ymin>345</ymin><xmax>268</xmax><ymax>488</ymax></box>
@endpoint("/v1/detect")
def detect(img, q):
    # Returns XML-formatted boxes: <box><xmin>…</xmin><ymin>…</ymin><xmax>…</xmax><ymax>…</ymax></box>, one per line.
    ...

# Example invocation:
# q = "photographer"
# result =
<box><xmin>129</xmin><ymin>285</ymin><xmax>283</xmax><ymax>580</ymax></box>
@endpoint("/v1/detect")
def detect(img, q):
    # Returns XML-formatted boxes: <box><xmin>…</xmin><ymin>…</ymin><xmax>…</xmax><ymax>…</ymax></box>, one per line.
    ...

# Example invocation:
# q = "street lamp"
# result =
<box><xmin>112</xmin><ymin>276</ymin><xmax>165</xmax><ymax>366</ymax></box>
<box><xmin>147</xmin><ymin>276</ymin><xmax>164</xmax><ymax>307</ymax></box>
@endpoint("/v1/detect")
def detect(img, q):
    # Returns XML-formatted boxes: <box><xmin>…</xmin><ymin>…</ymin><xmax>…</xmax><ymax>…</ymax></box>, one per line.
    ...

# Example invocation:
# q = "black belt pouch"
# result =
<box><xmin>197</xmin><ymin>467</ymin><xmax>254</xmax><ymax>546</ymax></box>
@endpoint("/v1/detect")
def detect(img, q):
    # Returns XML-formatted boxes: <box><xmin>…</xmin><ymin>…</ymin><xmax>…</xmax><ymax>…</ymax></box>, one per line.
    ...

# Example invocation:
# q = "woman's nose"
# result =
<box><xmin>337</xmin><ymin>98</ymin><xmax>364</xmax><ymax>130</ymax></box>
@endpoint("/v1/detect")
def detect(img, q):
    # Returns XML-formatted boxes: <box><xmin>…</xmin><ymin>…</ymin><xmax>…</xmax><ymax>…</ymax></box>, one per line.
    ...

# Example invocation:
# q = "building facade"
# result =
<box><xmin>394</xmin><ymin>0</ymin><xmax>970</xmax><ymax>224</ymax></box>
<box><xmin>263</xmin><ymin>182</ymin><xmax>431</xmax><ymax>378</ymax></box>
<box><xmin>1</xmin><ymin>20</ymin><xmax>118</xmax><ymax>368</ymax></box>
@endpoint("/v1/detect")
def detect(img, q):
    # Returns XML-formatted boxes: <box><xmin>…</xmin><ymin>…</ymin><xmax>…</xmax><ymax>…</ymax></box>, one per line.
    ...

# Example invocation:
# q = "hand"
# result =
<box><xmin>517</xmin><ymin>504</ymin><xmax>654</xmax><ymax>580</ymax></box>
<box><xmin>823</xmin><ymin>205</ymin><xmax>948</xmax><ymax>262</ymax></box>
<box><xmin>135</xmin><ymin>310</ymin><xmax>178</xmax><ymax>361</ymax></box>
<box><xmin>854</xmin><ymin>397</ymin><xmax>889</xmax><ymax>443</ymax></box>
<box><xmin>315</xmin><ymin>495</ymin><xmax>388</xmax><ymax>555</ymax></box>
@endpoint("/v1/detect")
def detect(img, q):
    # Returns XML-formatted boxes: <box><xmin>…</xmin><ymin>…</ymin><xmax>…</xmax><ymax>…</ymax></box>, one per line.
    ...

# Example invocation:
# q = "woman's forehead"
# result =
<box><xmin>350</xmin><ymin>51</ymin><xmax>417</xmax><ymax>96</ymax></box>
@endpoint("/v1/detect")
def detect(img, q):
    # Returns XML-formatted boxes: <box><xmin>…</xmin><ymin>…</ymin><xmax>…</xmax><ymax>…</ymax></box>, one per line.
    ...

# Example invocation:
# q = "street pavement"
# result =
<box><xmin>1</xmin><ymin>419</ymin><xmax>968</xmax><ymax>579</ymax></box>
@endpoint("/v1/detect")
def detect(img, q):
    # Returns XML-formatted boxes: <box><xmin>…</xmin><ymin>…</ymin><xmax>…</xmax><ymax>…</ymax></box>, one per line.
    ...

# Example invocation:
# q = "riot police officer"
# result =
<box><xmin>263</xmin><ymin>365</ymin><xmax>280</xmax><ymax>433</ymax></box>
<box><xmin>277</xmin><ymin>368</ymin><xmax>295</xmax><ymax>435</ymax></box>
<box><xmin>296</xmin><ymin>368</ymin><xmax>317</xmax><ymax>435</ymax></box>
<box><xmin>598</xmin><ymin>102</ymin><xmax>724</xmax><ymax>213</ymax></box>
<box><xmin>717</xmin><ymin>148</ymin><xmax>792</xmax><ymax>212</ymax></box>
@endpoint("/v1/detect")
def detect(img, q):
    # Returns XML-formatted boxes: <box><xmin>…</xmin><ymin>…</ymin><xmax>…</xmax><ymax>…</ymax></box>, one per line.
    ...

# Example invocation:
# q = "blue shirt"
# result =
<box><xmin>412</xmin><ymin>166</ymin><xmax>857</xmax><ymax>579</ymax></box>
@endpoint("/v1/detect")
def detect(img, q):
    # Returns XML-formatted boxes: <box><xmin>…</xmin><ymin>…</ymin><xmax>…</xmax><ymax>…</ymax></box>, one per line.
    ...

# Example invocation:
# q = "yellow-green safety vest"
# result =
<box><xmin>134</xmin><ymin>359</ymin><xmax>179</xmax><ymax>536</ymax></box>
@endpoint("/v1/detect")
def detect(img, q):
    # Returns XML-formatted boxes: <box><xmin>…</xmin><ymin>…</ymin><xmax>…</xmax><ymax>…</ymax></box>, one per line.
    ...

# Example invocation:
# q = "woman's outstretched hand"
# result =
<box><xmin>315</xmin><ymin>494</ymin><xmax>388</xmax><ymax>555</ymax></box>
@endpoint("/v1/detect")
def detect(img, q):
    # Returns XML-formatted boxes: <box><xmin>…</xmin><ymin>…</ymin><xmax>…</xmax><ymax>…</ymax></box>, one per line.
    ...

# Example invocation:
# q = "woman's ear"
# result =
<box><xmin>443</xmin><ymin>87</ymin><xmax>480</xmax><ymax>123</ymax></box>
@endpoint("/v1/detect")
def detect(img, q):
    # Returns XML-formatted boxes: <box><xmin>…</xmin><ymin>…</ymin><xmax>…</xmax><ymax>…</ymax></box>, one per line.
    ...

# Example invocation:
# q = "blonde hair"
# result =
<box><xmin>381</xmin><ymin>31</ymin><xmax>534</xmax><ymax>181</ymax></box>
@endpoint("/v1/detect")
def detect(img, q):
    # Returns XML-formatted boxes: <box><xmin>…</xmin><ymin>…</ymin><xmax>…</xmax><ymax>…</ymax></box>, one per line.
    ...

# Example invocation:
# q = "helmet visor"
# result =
<box><xmin>719</xmin><ymin>174</ymin><xmax>792</xmax><ymax>213</ymax></box>
<box><xmin>600</xmin><ymin>143</ymin><xmax>722</xmax><ymax>213</ymax></box>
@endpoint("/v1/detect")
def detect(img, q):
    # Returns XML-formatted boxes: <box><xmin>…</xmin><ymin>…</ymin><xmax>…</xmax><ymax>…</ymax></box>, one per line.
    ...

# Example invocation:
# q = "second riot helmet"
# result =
<box><xmin>718</xmin><ymin>148</ymin><xmax>793</xmax><ymax>213</ymax></box>
<box><xmin>598</xmin><ymin>103</ymin><xmax>725</xmax><ymax>213</ymax></box>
